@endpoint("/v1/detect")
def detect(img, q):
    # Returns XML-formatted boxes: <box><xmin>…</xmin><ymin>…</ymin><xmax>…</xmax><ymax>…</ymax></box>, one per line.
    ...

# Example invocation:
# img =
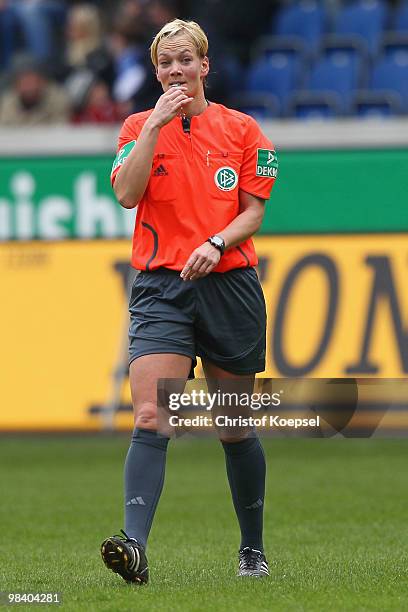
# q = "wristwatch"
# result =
<box><xmin>207</xmin><ymin>234</ymin><xmax>225</xmax><ymax>255</ymax></box>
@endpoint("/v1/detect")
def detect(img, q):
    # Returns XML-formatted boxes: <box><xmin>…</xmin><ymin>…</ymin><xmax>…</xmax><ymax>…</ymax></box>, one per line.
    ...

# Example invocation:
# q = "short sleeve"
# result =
<box><xmin>239</xmin><ymin>116</ymin><xmax>278</xmax><ymax>200</ymax></box>
<box><xmin>110</xmin><ymin>117</ymin><xmax>141</xmax><ymax>186</ymax></box>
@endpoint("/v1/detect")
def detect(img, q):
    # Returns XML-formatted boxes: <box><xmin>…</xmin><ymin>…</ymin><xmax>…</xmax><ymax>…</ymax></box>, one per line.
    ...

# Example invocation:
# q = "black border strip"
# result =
<box><xmin>141</xmin><ymin>222</ymin><xmax>158</xmax><ymax>271</ymax></box>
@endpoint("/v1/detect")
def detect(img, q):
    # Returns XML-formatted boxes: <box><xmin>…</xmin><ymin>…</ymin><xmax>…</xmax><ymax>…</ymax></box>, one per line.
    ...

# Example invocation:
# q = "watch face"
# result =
<box><xmin>212</xmin><ymin>236</ymin><xmax>223</xmax><ymax>248</ymax></box>
<box><xmin>208</xmin><ymin>235</ymin><xmax>225</xmax><ymax>253</ymax></box>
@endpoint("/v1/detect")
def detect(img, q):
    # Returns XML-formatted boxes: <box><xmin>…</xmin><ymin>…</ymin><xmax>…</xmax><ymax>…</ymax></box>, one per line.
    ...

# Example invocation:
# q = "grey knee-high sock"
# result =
<box><xmin>124</xmin><ymin>428</ymin><xmax>169</xmax><ymax>549</ymax></box>
<box><xmin>222</xmin><ymin>436</ymin><xmax>266</xmax><ymax>551</ymax></box>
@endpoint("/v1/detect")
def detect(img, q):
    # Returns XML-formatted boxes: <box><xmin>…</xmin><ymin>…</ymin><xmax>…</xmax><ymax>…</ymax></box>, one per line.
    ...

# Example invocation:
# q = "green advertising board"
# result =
<box><xmin>1</xmin><ymin>149</ymin><xmax>407</xmax><ymax>240</ymax></box>
<box><xmin>0</xmin><ymin>156</ymin><xmax>135</xmax><ymax>241</ymax></box>
<box><xmin>265</xmin><ymin>149</ymin><xmax>408</xmax><ymax>234</ymax></box>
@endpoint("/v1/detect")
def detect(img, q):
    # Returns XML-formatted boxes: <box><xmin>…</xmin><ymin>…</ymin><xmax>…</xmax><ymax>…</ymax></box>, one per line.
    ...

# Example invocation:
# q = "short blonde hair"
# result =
<box><xmin>150</xmin><ymin>19</ymin><xmax>208</xmax><ymax>68</ymax></box>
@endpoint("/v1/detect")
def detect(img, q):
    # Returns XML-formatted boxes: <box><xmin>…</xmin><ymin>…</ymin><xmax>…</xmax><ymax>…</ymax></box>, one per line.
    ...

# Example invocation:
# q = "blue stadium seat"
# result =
<box><xmin>380</xmin><ymin>32</ymin><xmax>408</xmax><ymax>57</ymax></box>
<box><xmin>252</xmin><ymin>35</ymin><xmax>307</xmax><ymax>61</ymax></box>
<box><xmin>334</xmin><ymin>0</ymin><xmax>388</xmax><ymax>55</ymax></box>
<box><xmin>320</xmin><ymin>33</ymin><xmax>369</xmax><ymax>63</ymax></box>
<box><xmin>370</xmin><ymin>45</ymin><xmax>408</xmax><ymax>109</ymax></box>
<box><xmin>288</xmin><ymin>91</ymin><xmax>342</xmax><ymax>119</ymax></box>
<box><xmin>394</xmin><ymin>1</ymin><xmax>408</xmax><ymax>32</ymax></box>
<box><xmin>305</xmin><ymin>46</ymin><xmax>366</xmax><ymax>113</ymax></box>
<box><xmin>352</xmin><ymin>90</ymin><xmax>404</xmax><ymax>116</ymax></box>
<box><xmin>271</xmin><ymin>0</ymin><xmax>326</xmax><ymax>51</ymax></box>
<box><xmin>245</xmin><ymin>44</ymin><xmax>305</xmax><ymax>113</ymax></box>
<box><xmin>230</xmin><ymin>93</ymin><xmax>280</xmax><ymax>120</ymax></box>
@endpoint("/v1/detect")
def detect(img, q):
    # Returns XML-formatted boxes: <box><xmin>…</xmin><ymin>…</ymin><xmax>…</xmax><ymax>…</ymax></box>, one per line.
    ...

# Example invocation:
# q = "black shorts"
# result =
<box><xmin>128</xmin><ymin>267</ymin><xmax>266</xmax><ymax>377</ymax></box>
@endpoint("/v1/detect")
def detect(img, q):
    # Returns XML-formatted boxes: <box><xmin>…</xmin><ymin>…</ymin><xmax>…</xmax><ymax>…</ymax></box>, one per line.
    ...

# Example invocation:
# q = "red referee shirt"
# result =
<box><xmin>111</xmin><ymin>102</ymin><xmax>277</xmax><ymax>273</ymax></box>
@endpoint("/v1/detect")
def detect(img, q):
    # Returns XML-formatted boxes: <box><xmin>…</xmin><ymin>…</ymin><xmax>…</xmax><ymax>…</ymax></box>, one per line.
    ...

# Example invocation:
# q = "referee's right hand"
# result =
<box><xmin>149</xmin><ymin>86</ymin><xmax>194</xmax><ymax>129</ymax></box>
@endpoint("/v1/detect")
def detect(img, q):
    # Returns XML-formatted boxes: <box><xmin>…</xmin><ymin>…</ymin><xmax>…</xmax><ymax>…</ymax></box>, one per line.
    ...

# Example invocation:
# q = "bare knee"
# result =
<box><xmin>134</xmin><ymin>401</ymin><xmax>157</xmax><ymax>430</ymax></box>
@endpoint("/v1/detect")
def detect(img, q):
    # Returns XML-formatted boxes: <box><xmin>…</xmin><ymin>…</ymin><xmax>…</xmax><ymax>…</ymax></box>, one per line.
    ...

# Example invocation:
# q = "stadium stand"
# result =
<box><xmin>288</xmin><ymin>90</ymin><xmax>343</xmax><ymax>119</ymax></box>
<box><xmin>369</xmin><ymin>37</ymin><xmax>408</xmax><ymax>111</ymax></box>
<box><xmin>244</xmin><ymin>37</ymin><xmax>306</xmax><ymax>115</ymax></box>
<box><xmin>271</xmin><ymin>0</ymin><xmax>327</xmax><ymax>52</ymax></box>
<box><xmin>394</xmin><ymin>0</ymin><xmax>408</xmax><ymax>31</ymax></box>
<box><xmin>352</xmin><ymin>89</ymin><xmax>404</xmax><ymax>116</ymax></box>
<box><xmin>1</xmin><ymin>0</ymin><xmax>408</xmax><ymax>122</ymax></box>
<box><xmin>239</xmin><ymin>0</ymin><xmax>408</xmax><ymax>118</ymax></box>
<box><xmin>333</xmin><ymin>0</ymin><xmax>388</xmax><ymax>56</ymax></box>
<box><xmin>229</xmin><ymin>92</ymin><xmax>280</xmax><ymax>120</ymax></box>
<box><xmin>300</xmin><ymin>41</ymin><xmax>367</xmax><ymax>114</ymax></box>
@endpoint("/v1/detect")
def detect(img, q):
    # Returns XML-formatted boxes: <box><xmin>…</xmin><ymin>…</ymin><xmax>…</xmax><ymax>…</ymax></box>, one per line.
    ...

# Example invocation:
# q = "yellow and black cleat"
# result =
<box><xmin>101</xmin><ymin>530</ymin><xmax>149</xmax><ymax>584</ymax></box>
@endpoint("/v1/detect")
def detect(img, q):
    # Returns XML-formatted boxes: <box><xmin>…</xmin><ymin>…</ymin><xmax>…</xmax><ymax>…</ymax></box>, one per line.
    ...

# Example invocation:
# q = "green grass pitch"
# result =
<box><xmin>0</xmin><ymin>435</ymin><xmax>407</xmax><ymax>611</ymax></box>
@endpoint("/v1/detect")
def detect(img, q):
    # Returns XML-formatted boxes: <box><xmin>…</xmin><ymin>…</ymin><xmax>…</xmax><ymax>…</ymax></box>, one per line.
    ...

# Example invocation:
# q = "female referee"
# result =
<box><xmin>101</xmin><ymin>19</ymin><xmax>277</xmax><ymax>584</ymax></box>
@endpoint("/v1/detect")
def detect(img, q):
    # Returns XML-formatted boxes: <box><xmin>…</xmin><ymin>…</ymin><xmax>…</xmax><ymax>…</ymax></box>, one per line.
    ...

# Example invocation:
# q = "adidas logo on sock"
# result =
<box><xmin>245</xmin><ymin>498</ymin><xmax>263</xmax><ymax>510</ymax></box>
<box><xmin>126</xmin><ymin>496</ymin><xmax>146</xmax><ymax>506</ymax></box>
<box><xmin>153</xmin><ymin>164</ymin><xmax>168</xmax><ymax>176</ymax></box>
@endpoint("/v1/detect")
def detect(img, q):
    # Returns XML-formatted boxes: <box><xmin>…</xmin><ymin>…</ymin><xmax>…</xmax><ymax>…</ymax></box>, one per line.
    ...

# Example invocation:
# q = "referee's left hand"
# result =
<box><xmin>180</xmin><ymin>243</ymin><xmax>221</xmax><ymax>281</ymax></box>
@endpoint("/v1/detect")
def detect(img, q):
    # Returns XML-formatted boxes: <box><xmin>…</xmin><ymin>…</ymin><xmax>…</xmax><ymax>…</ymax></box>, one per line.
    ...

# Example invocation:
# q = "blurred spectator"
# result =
<box><xmin>0</xmin><ymin>0</ymin><xmax>66</xmax><ymax>71</ymax></box>
<box><xmin>63</xmin><ymin>3</ymin><xmax>115</xmax><ymax>112</ymax></box>
<box><xmin>0</xmin><ymin>53</ymin><xmax>69</xmax><ymax>125</ymax></box>
<box><xmin>0</xmin><ymin>0</ymin><xmax>16</xmax><ymax>70</ymax></box>
<box><xmin>72</xmin><ymin>78</ymin><xmax>121</xmax><ymax>123</ymax></box>
<box><xmin>145</xmin><ymin>0</ymin><xmax>182</xmax><ymax>31</ymax></box>
<box><xmin>65</xmin><ymin>3</ymin><xmax>102</xmax><ymax>69</ymax></box>
<box><xmin>109</xmin><ymin>1</ymin><xmax>160</xmax><ymax>115</ymax></box>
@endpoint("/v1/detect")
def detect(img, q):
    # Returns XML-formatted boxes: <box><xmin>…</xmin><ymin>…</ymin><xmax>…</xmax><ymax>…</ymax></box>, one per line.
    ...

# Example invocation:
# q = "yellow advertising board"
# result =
<box><xmin>0</xmin><ymin>241</ymin><xmax>132</xmax><ymax>431</ymax></box>
<box><xmin>255</xmin><ymin>235</ymin><xmax>408</xmax><ymax>380</ymax></box>
<box><xmin>0</xmin><ymin>235</ymin><xmax>407</xmax><ymax>430</ymax></box>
